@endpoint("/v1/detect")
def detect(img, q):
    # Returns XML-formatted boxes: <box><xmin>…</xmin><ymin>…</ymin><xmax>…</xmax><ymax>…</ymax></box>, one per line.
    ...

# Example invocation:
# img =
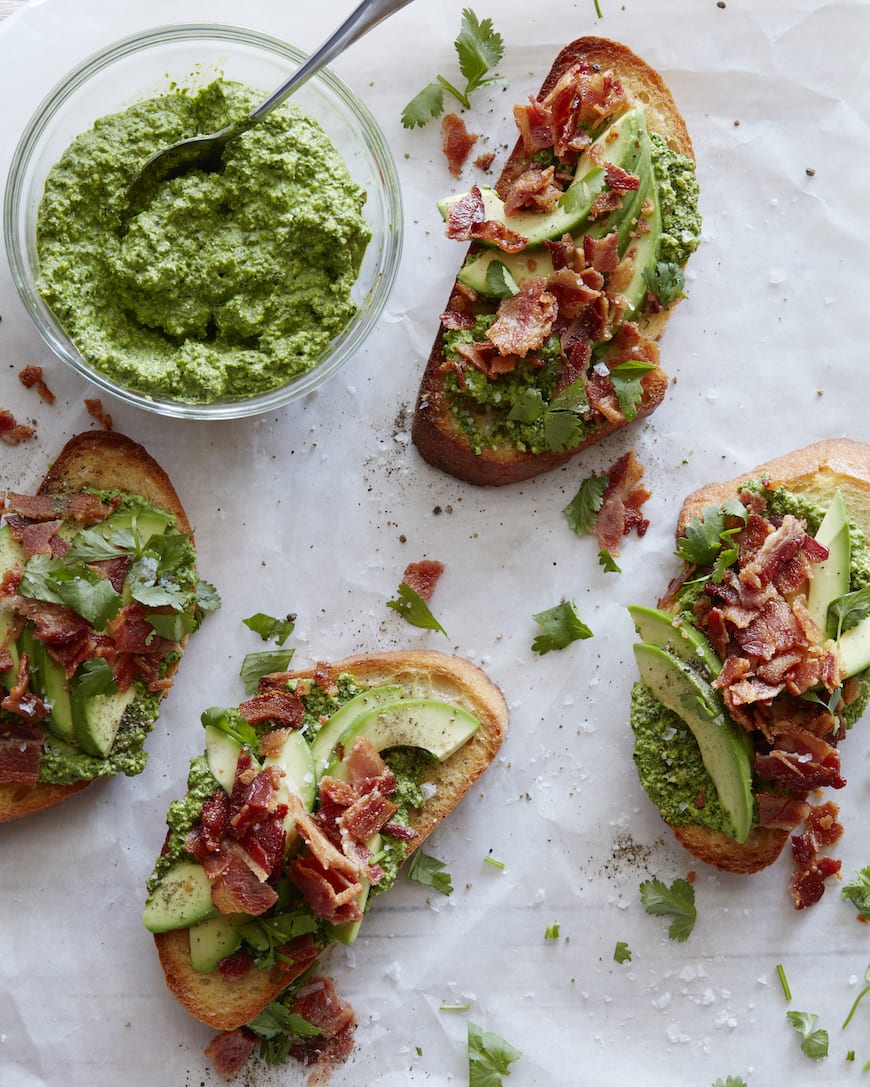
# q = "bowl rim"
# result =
<box><xmin>3</xmin><ymin>22</ymin><xmax>403</xmax><ymax>420</ymax></box>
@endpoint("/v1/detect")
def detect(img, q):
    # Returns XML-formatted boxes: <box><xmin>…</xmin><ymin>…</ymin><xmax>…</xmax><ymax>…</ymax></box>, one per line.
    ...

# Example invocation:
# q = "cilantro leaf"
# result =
<box><xmin>467</xmin><ymin>1021</ymin><xmax>522</xmax><ymax>1087</ymax></box>
<box><xmin>643</xmin><ymin>261</ymin><xmax>686</xmax><ymax>308</ymax></box>
<box><xmin>608</xmin><ymin>359</ymin><xmax>656</xmax><ymax>423</ymax></box>
<box><xmin>676</xmin><ymin>505</ymin><xmax>728</xmax><ymax>566</ymax></box>
<box><xmin>402</xmin><ymin>8</ymin><xmax>505</xmax><ymax>128</ymax></box>
<box><xmin>542</xmin><ymin>408</ymin><xmax>584</xmax><ymax>453</ymax></box>
<box><xmin>20</xmin><ymin>553</ymin><xmax>122</xmax><ymax>630</ymax></box>
<box><xmin>531</xmin><ymin>600</ymin><xmax>593</xmax><ymax>654</ymax></box>
<box><xmin>786</xmin><ymin>1011</ymin><xmax>829</xmax><ymax>1060</ymax></box>
<box><xmin>65</xmin><ymin>525</ymin><xmax>130</xmax><ymax>562</ymax></box>
<box><xmin>145</xmin><ymin>611</ymin><xmax>197</xmax><ymax>643</ymax></box>
<box><xmin>598</xmin><ymin>549</ymin><xmax>621</xmax><ymax>573</ymax></box>
<box><xmin>386</xmin><ymin>583</ymin><xmax>448</xmax><ymax>637</ymax></box>
<box><xmin>200</xmin><ymin>706</ymin><xmax>260</xmax><ymax>750</ymax></box>
<box><xmin>240</xmin><ymin>649</ymin><xmax>295</xmax><ymax>694</ymax></box>
<box><xmin>401</xmin><ymin>82</ymin><xmax>444</xmax><ymax>128</ymax></box>
<box><xmin>74</xmin><ymin>658</ymin><xmax>117</xmax><ymax>699</ymax></box>
<box><xmin>828</xmin><ymin>586</ymin><xmax>870</xmax><ymax>641</ymax></box>
<box><xmin>456</xmin><ymin>8</ymin><xmax>505</xmax><ymax>93</ymax></box>
<box><xmin>195</xmin><ymin>579</ymin><xmax>221</xmax><ymax>613</ymax></box>
<box><xmin>842</xmin><ymin>866</ymin><xmax>870</xmax><ymax>921</ymax></box>
<box><xmin>639</xmin><ymin>876</ymin><xmax>697</xmax><ymax>941</ymax></box>
<box><xmin>243</xmin><ymin>612</ymin><xmax>295</xmax><ymax>646</ymax></box>
<box><xmin>247</xmin><ymin>1001</ymin><xmax>321</xmax><ymax>1041</ymax></box>
<box><xmin>614</xmin><ymin>941</ymin><xmax>632</xmax><ymax>964</ymax></box>
<box><xmin>507</xmin><ymin>387</ymin><xmax>545</xmax><ymax>424</ymax></box>
<box><xmin>406</xmin><ymin>850</ymin><xmax>453</xmax><ymax>895</ymax></box>
<box><xmin>712</xmin><ymin>1078</ymin><xmax>748</xmax><ymax>1087</ymax></box>
<box><xmin>563</xmin><ymin>474</ymin><xmax>608</xmax><ymax>536</ymax></box>
<box><xmin>485</xmin><ymin>259</ymin><xmax>519</xmax><ymax>298</ymax></box>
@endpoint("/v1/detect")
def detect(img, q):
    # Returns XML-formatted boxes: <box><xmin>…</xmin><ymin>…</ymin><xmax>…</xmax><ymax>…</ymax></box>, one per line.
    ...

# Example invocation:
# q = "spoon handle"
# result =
<box><xmin>249</xmin><ymin>0</ymin><xmax>415</xmax><ymax>124</ymax></box>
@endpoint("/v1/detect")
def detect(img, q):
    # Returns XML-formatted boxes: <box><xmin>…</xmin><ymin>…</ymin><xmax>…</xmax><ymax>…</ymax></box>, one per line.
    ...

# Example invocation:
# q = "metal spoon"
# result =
<box><xmin>124</xmin><ymin>0</ymin><xmax>413</xmax><ymax>217</ymax></box>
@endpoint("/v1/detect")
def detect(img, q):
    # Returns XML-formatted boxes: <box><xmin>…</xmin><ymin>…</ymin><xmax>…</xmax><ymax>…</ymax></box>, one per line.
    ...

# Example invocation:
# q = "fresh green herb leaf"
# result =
<box><xmin>639</xmin><ymin>876</ymin><xmax>697</xmax><ymax>941</ymax></box>
<box><xmin>676</xmin><ymin>505</ymin><xmax>729</xmax><ymax>566</ymax></box>
<box><xmin>786</xmin><ymin>1011</ymin><xmax>829</xmax><ymax>1060</ymax></box>
<box><xmin>455</xmin><ymin>8</ymin><xmax>505</xmax><ymax>94</ymax></box>
<box><xmin>614</xmin><ymin>941</ymin><xmax>632</xmax><ymax>964</ymax></box>
<box><xmin>598</xmin><ymin>549</ymin><xmax>621</xmax><ymax>573</ymax></box>
<box><xmin>711</xmin><ymin>545</ymin><xmax>739</xmax><ymax>583</ymax></box>
<box><xmin>485</xmin><ymin>259</ymin><xmax>519</xmax><ymax>298</ymax></box>
<box><xmin>195</xmin><ymin>579</ymin><xmax>221</xmax><ymax>613</ymax></box>
<box><xmin>776</xmin><ymin>963</ymin><xmax>792</xmax><ymax>1002</ymax></box>
<box><xmin>468</xmin><ymin>1021</ymin><xmax>522</xmax><ymax>1087</ymax></box>
<box><xmin>563</xmin><ymin>474</ymin><xmax>608</xmax><ymax>537</ymax></box>
<box><xmin>74</xmin><ymin>658</ymin><xmax>117</xmax><ymax>699</ymax></box>
<box><xmin>402</xmin><ymin>8</ymin><xmax>504</xmax><ymax>127</ymax></box>
<box><xmin>200</xmin><ymin>706</ymin><xmax>260</xmax><ymax>750</ymax></box>
<box><xmin>531</xmin><ymin>600</ymin><xmax>593</xmax><ymax>654</ymax></box>
<box><xmin>386</xmin><ymin>583</ymin><xmax>448</xmax><ymax>637</ymax></box>
<box><xmin>247</xmin><ymin>1001</ymin><xmax>321</xmax><ymax>1041</ymax></box>
<box><xmin>542</xmin><ymin>407</ymin><xmax>584</xmax><ymax>453</ymax></box>
<box><xmin>842</xmin><ymin>963</ymin><xmax>870</xmax><ymax>1029</ymax></box>
<box><xmin>243</xmin><ymin>612</ymin><xmax>295</xmax><ymax>646</ymax></box>
<box><xmin>20</xmin><ymin>553</ymin><xmax>123</xmax><ymax>630</ymax></box>
<box><xmin>545</xmin><ymin>923</ymin><xmax>560</xmax><ymax>941</ymax></box>
<box><xmin>507</xmin><ymin>387</ymin><xmax>545</xmax><ymax>424</ymax></box>
<box><xmin>608</xmin><ymin>359</ymin><xmax>656</xmax><ymax>422</ymax></box>
<box><xmin>66</xmin><ymin>525</ymin><xmax>131</xmax><ymax>562</ymax></box>
<box><xmin>401</xmin><ymin>83</ymin><xmax>445</xmax><ymax>128</ymax></box>
<box><xmin>440</xmin><ymin>1002</ymin><xmax>472</xmax><ymax>1011</ymax></box>
<box><xmin>240</xmin><ymin>909</ymin><xmax>320</xmax><ymax>970</ymax></box>
<box><xmin>828</xmin><ymin>586</ymin><xmax>870</xmax><ymax>641</ymax></box>
<box><xmin>484</xmin><ymin>855</ymin><xmax>505</xmax><ymax>870</ymax></box>
<box><xmin>146</xmin><ymin>611</ymin><xmax>197</xmax><ymax>642</ymax></box>
<box><xmin>711</xmin><ymin>1078</ymin><xmax>748</xmax><ymax>1087</ymax></box>
<box><xmin>643</xmin><ymin>261</ymin><xmax>686</xmax><ymax>308</ymax></box>
<box><xmin>842</xmin><ymin>866</ymin><xmax>870</xmax><ymax>921</ymax></box>
<box><xmin>407</xmin><ymin>850</ymin><xmax>453</xmax><ymax>895</ymax></box>
<box><xmin>239</xmin><ymin>649</ymin><xmax>295</xmax><ymax>695</ymax></box>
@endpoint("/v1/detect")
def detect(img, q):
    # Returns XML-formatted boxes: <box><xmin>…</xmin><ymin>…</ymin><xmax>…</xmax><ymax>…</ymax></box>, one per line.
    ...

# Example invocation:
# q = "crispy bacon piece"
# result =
<box><xmin>204</xmin><ymin>1028</ymin><xmax>259</xmax><ymax>1079</ymax></box>
<box><xmin>454</xmin><ymin>341</ymin><xmax>518</xmax><ymax>378</ymax></box>
<box><xmin>440</xmin><ymin>309</ymin><xmax>476</xmax><ymax>331</ymax></box>
<box><xmin>0</xmin><ymin>410</ymin><xmax>35</xmax><ymax>445</ymax></box>
<box><xmin>540</xmin><ymin>63</ymin><xmax>625</xmax><ymax>160</ymax></box>
<box><xmin>470</xmin><ymin>219</ymin><xmax>528</xmax><ymax>253</ymax></box>
<box><xmin>339</xmin><ymin>789</ymin><xmax>399</xmax><ymax>842</ymax></box>
<box><xmin>789</xmin><ymin>800</ymin><xmax>844</xmax><ymax>909</ymax></box>
<box><xmin>288</xmin><ymin>977</ymin><xmax>357</xmax><ymax>1068</ymax></box>
<box><xmin>4</xmin><ymin>491</ymin><xmax>117</xmax><ymax>524</ymax></box>
<box><xmin>18</xmin><ymin>365</ymin><xmax>55</xmax><ymax>404</ymax></box>
<box><xmin>442</xmin><ymin>112</ymin><xmax>478</xmax><ymax>177</ymax></box>
<box><xmin>0</xmin><ymin>720</ymin><xmax>44</xmax><ymax>782</ymax></box>
<box><xmin>6</xmin><ymin>516</ymin><xmax>64</xmax><ymax>557</ymax></box>
<box><xmin>209</xmin><ymin>847</ymin><xmax>279</xmax><ymax>917</ymax></box>
<box><xmin>547</xmin><ymin>267</ymin><xmax>601</xmax><ymax>319</ymax></box>
<box><xmin>513</xmin><ymin>95</ymin><xmax>555</xmax><ymax>154</ymax></box>
<box><xmin>229</xmin><ymin>763</ymin><xmax>284</xmax><ymax>833</ymax></box>
<box><xmin>289</xmin><ymin>855</ymin><xmax>363</xmax><ymax>923</ymax></box>
<box><xmin>445</xmin><ymin>186</ymin><xmax>485</xmax><ymax>239</ymax></box>
<box><xmin>486</xmin><ymin>277</ymin><xmax>557</xmax><ymax>357</ymax></box>
<box><xmin>594</xmin><ymin>450</ymin><xmax>651</xmax><ymax>556</ymax></box>
<box><xmin>583</xmin><ymin>232</ymin><xmax>621</xmax><ymax>275</ymax></box>
<box><xmin>84</xmin><ymin>397</ymin><xmax>113</xmax><ymax>431</ymax></box>
<box><xmin>475</xmin><ymin>151</ymin><xmax>496</xmax><ymax>171</ymax></box>
<box><xmin>604</xmin><ymin>162</ymin><xmax>640</xmax><ymax>192</ymax></box>
<box><xmin>756</xmin><ymin>792</ymin><xmax>810</xmax><ymax>831</ymax></box>
<box><xmin>401</xmin><ymin>559</ymin><xmax>445</xmax><ymax>603</ymax></box>
<box><xmin>504</xmin><ymin>166</ymin><xmax>561</xmax><ymax>215</ymax></box>
<box><xmin>199</xmin><ymin>789</ymin><xmax>231</xmax><ymax>852</ymax></box>
<box><xmin>1</xmin><ymin>654</ymin><xmax>48</xmax><ymax>723</ymax></box>
<box><xmin>238</xmin><ymin>688</ymin><xmax>304</xmax><ymax>730</ymax></box>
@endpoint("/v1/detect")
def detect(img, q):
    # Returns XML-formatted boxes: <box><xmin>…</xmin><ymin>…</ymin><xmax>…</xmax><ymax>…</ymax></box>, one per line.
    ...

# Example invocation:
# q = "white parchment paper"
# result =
<box><xmin>2</xmin><ymin>1</ymin><xmax>870</xmax><ymax>1085</ymax></box>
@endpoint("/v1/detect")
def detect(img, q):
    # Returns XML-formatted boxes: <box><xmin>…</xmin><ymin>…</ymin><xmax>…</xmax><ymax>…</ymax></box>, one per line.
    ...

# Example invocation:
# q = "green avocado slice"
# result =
<box><xmin>628</xmin><ymin>604</ymin><xmax>721</xmax><ymax>678</ymax></box>
<box><xmin>633</xmin><ymin>642</ymin><xmax>754</xmax><ymax>844</ymax></box>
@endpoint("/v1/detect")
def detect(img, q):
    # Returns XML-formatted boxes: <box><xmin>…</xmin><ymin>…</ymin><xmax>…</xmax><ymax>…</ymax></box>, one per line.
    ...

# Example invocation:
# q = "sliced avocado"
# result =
<box><xmin>310</xmin><ymin>684</ymin><xmax>405</xmax><ymax>780</ymax></box>
<box><xmin>458</xmin><ymin>247</ymin><xmax>556</xmax><ymax>297</ymax></box>
<box><xmin>205</xmin><ymin>724</ymin><xmax>242</xmax><ymax>795</ymax></box>
<box><xmin>439</xmin><ymin>107</ymin><xmax>645</xmax><ymax>251</ymax></box>
<box><xmin>188</xmin><ymin>914</ymin><xmax>244</xmax><ymax>973</ymax></box>
<box><xmin>633</xmin><ymin>642</ymin><xmax>754</xmax><ymax>844</ymax></box>
<box><xmin>324</xmin><ymin>697</ymin><xmax>480</xmax><ymax>781</ymax></box>
<box><xmin>620</xmin><ymin>185</ymin><xmax>662</xmax><ymax>319</ymax></box>
<box><xmin>836</xmin><ymin>621</ymin><xmax>870</xmax><ymax>679</ymax></box>
<box><xmin>100</xmin><ymin>505</ymin><xmax>173</xmax><ymax>546</ymax></box>
<box><xmin>263</xmin><ymin>728</ymin><xmax>316</xmax><ymax>850</ymax></box>
<box><xmin>0</xmin><ymin>523</ymin><xmax>25</xmax><ymax>573</ymax></box>
<box><xmin>71</xmin><ymin>677</ymin><xmax>137</xmax><ymax>758</ymax></box>
<box><xmin>19</xmin><ymin>623</ymin><xmax>76</xmax><ymax>744</ymax></box>
<box><xmin>628</xmin><ymin>605</ymin><xmax>721</xmax><ymax>678</ymax></box>
<box><xmin>143</xmin><ymin>860</ymin><xmax>218</xmax><ymax>933</ymax></box>
<box><xmin>0</xmin><ymin>605</ymin><xmax>20</xmax><ymax>689</ymax></box>
<box><xmin>806</xmin><ymin>491</ymin><xmax>851</xmax><ymax>637</ymax></box>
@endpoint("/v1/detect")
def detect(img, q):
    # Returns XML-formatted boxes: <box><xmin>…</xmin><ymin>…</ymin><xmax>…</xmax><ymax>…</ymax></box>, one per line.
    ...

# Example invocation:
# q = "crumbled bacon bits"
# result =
<box><xmin>84</xmin><ymin>398</ymin><xmax>113</xmax><ymax>430</ymax></box>
<box><xmin>442</xmin><ymin>112</ymin><xmax>478</xmax><ymax>177</ymax></box>
<box><xmin>401</xmin><ymin>559</ymin><xmax>445</xmax><ymax>602</ymax></box>
<box><xmin>18</xmin><ymin>365</ymin><xmax>55</xmax><ymax>404</ymax></box>
<box><xmin>0</xmin><ymin>409</ymin><xmax>36</xmax><ymax>445</ymax></box>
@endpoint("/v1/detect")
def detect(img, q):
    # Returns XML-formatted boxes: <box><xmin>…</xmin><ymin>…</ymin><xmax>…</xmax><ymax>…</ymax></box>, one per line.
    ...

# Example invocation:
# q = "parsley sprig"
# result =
<box><xmin>531</xmin><ymin>600</ymin><xmax>593</xmax><ymax>654</ymax></box>
<box><xmin>639</xmin><ymin>876</ymin><xmax>697</xmax><ymax>941</ymax></box>
<box><xmin>402</xmin><ymin>9</ymin><xmax>505</xmax><ymax>128</ymax></box>
<box><xmin>786</xmin><ymin>1010</ymin><xmax>829</xmax><ymax>1060</ymax></box>
<box><xmin>406</xmin><ymin>850</ymin><xmax>454</xmax><ymax>895</ymax></box>
<box><xmin>563</xmin><ymin>474</ymin><xmax>608</xmax><ymax>537</ymax></box>
<box><xmin>387</xmin><ymin>583</ymin><xmax>448</xmax><ymax>637</ymax></box>
<box><xmin>676</xmin><ymin>500</ymin><xmax>747</xmax><ymax>580</ymax></box>
<box><xmin>467</xmin><ymin>1021</ymin><xmax>522</xmax><ymax>1086</ymax></box>
<box><xmin>842</xmin><ymin>866</ymin><xmax>870</xmax><ymax>921</ymax></box>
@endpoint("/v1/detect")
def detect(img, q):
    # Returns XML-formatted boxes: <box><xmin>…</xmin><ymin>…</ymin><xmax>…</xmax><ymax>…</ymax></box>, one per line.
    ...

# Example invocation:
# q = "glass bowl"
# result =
<box><xmin>3</xmin><ymin>24</ymin><xmax>402</xmax><ymax>420</ymax></box>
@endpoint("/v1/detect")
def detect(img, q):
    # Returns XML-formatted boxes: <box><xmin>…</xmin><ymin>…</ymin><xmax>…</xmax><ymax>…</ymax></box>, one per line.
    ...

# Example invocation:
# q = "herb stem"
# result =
<box><xmin>776</xmin><ymin>963</ymin><xmax>792</xmax><ymax>1002</ymax></box>
<box><xmin>594</xmin><ymin>0</ymin><xmax>604</xmax><ymax>17</ymax></box>
<box><xmin>436</xmin><ymin>74</ymin><xmax>471</xmax><ymax>110</ymax></box>
<box><xmin>842</xmin><ymin>984</ymin><xmax>870</xmax><ymax>1030</ymax></box>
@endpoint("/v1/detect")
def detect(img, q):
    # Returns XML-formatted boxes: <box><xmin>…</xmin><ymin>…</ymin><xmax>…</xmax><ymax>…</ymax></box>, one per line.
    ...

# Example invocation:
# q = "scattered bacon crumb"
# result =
<box><xmin>686</xmin><ymin>870</ymin><xmax>697</xmax><ymax>884</ymax></box>
<box><xmin>402</xmin><ymin>559</ymin><xmax>445</xmax><ymax>602</ymax></box>
<box><xmin>474</xmin><ymin>151</ymin><xmax>496</xmax><ymax>171</ymax></box>
<box><xmin>789</xmin><ymin>800</ymin><xmax>843</xmax><ymax>910</ymax></box>
<box><xmin>84</xmin><ymin>398</ymin><xmax>113</xmax><ymax>430</ymax></box>
<box><xmin>18</xmin><ymin>365</ymin><xmax>55</xmax><ymax>404</ymax></box>
<box><xmin>593</xmin><ymin>450</ymin><xmax>652</xmax><ymax>556</ymax></box>
<box><xmin>442</xmin><ymin>113</ymin><xmax>478</xmax><ymax>177</ymax></box>
<box><xmin>0</xmin><ymin>409</ymin><xmax>36</xmax><ymax>445</ymax></box>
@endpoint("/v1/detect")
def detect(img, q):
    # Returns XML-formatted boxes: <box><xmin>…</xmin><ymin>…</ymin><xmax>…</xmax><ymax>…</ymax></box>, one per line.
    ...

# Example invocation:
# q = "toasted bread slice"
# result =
<box><xmin>655</xmin><ymin>439</ymin><xmax>870</xmax><ymax>873</ymax></box>
<box><xmin>412</xmin><ymin>37</ymin><xmax>696</xmax><ymax>486</ymax></box>
<box><xmin>153</xmin><ymin>649</ymin><xmax>508</xmax><ymax>1031</ymax></box>
<box><xmin>0</xmin><ymin>431</ymin><xmax>194</xmax><ymax>823</ymax></box>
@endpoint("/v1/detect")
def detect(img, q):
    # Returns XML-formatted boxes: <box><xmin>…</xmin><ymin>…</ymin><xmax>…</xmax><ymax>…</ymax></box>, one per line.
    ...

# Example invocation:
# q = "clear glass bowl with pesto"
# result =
<box><xmin>5</xmin><ymin>24</ymin><xmax>402</xmax><ymax>419</ymax></box>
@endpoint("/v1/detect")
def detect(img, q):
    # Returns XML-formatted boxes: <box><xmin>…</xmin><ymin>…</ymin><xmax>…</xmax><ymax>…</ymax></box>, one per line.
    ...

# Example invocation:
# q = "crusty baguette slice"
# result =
<box><xmin>0</xmin><ymin>430</ymin><xmax>193</xmax><ymax>823</ymax></box>
<box><xmin>412</xmin><ymin>36</ymin><xmax>695</xmax><ymax>487</ymax></box>
<box><xmin>660</xmin><ymin>439</ymin><xmax>870</xmax><ymax>873</ymax></box>
<box><xmin>154</xmin><ymin>649</ymin><xmax>508</xmax><ymax>1031</ymax></box>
